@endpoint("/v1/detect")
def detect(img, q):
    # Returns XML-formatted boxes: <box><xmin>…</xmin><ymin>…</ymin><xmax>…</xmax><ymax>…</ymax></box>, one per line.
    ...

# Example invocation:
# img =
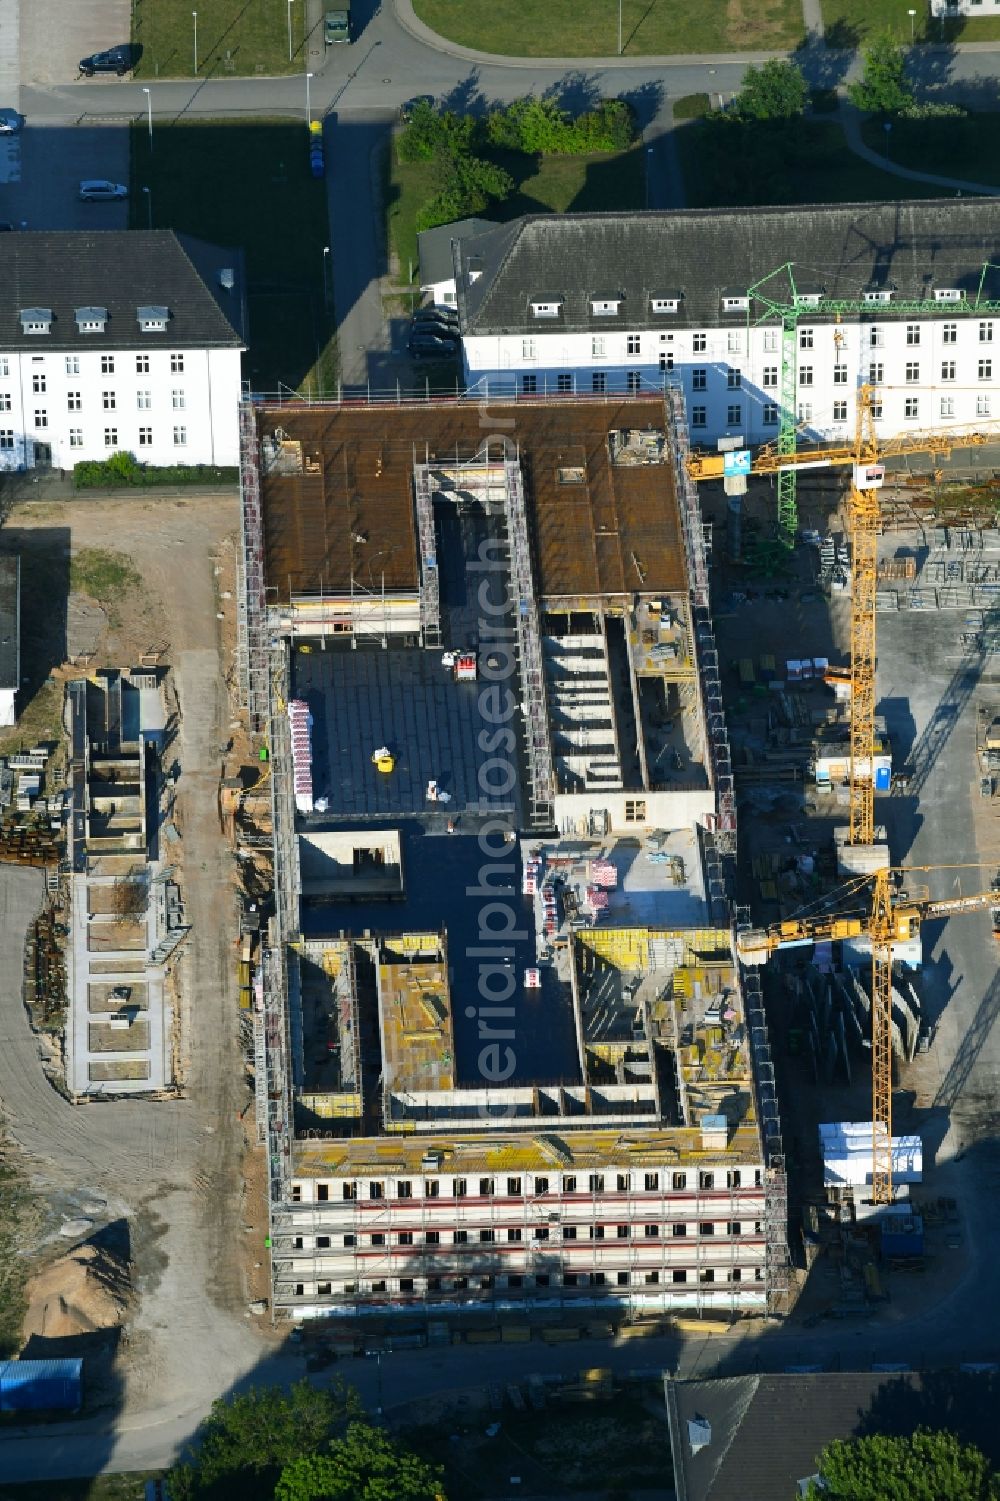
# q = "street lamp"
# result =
<box><xmin>907</xmin><ymin>6</ymin><xmax>916</xmax><ymax>42</ymax></box>
<box><xmin>192</xmin><ymin>10</ymin><xmax>198</xmax><ymax>73</ymax></box>
<box><xmin>883</xmin><ymin>120</ymin><xmax>892</xmax><ymax>158</ymax></box>
<box><xmin>142</xmin><ymin>86</ymin><xmax>152</xmax><ymax>151</ymax></box>
<box><xmin>323</xmin><ymin>244</ymin><xmax>331</xmax><ymax>308</ymax></box>
<box><xmin>618</xmin><ymin>0</ymin><xmax>622</xmax><ymax>55</ymax></box>
<box><xmin>287</xmin><ymin>0</ymin><xmax>295</xmax><ymax>62</ymax></box>
<box><xmin>306</xmin><ymin>70</ymin><xmax>314</xmax><ymax>127</ymax></box>
<box><xmin>142</xmin><ymin>186</ymin><xmax>152</xmax><ymax>231</ymax></box>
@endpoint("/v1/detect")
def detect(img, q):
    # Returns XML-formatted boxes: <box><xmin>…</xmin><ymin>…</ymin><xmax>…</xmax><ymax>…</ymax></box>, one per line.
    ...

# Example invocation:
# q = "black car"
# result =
<box><xmin>409</xmin><ymin>333</ymin><xmax>458</xmax><ymax>360</ymax></box>
<box><xmin>414</xmin><ymin>307</ymin><xmax>459</xmax><ymax>330</ymax></box>
<box><xmin>413</xmin><ymin>314</ymin><xmax>460</xmax><ymax>339</ymax></box>
<box><xmin>79</xmin><ymin>45</ymin><xmax>135</xmax><ymax>76</ymax></box>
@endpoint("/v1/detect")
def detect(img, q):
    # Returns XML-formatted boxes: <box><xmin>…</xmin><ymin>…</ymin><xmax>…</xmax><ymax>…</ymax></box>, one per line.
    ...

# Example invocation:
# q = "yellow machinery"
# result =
<box><xmin>738</xmin><ymin>867</ymin><xmax>1000</xmax><ymax>1202</ymax></box>
<box><xmin>371</xmin><ymin>747</ymin><xmax>395</xmax><ymax>774</ymax></box>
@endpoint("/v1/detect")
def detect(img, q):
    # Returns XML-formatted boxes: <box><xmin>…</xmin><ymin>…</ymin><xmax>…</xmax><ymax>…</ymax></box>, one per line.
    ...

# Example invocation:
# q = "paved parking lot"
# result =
<box><xmin>0</xmin><ymin>121</ymin><xmax>129</xmax><ymax>227</ymax></box>
<box><xmin>21</xmin><ymin>0</ymin><xmax>130</xmax><ymax>85</ymax></box>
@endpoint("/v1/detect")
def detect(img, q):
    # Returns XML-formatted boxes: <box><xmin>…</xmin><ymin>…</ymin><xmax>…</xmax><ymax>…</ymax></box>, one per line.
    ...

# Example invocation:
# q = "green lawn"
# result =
<box><xmin>388</xmin><ymin>145</ymin><xmax>647</xmax><ymax>285</ymax></box>
<box><xmin>411</xmin><ymin>0</ymin><xmax>803</xmax><ymax>56</ymax></box>
<box><xmin>130</xmin><ymin>121</ymin><xmax>335</xmax><ymax>393</ymax></box>
<box><xmin>821</xmin><ymin>0</ymin><xmax>1000</xmax><ymax>43</ymax></box>
<box><xmin>675</xmin><ymin>116</ymin><xmax>957</xmax><ymax>208</ymax></box>
<box><xmin>860</xmin><ymin>112</ymin><xmax>1000</xmax><ymax>187</ymax></box>
<box><xmin>132</xmin><ymin>0</ymin><xmax>307</xmax><ymax>79</ymax></box>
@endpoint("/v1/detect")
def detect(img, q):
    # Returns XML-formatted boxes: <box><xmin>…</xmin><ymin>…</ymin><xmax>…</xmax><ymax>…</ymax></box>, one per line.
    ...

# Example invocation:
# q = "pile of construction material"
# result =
<box><xmin>819</xmin><ymin>1120</ymin><xmax>922</xmax><ymax>1189</ymax></box>
<box><xmin>287</xmin><ymin>699</ymin><xmax>314</xmax><ymax>814</ymax></box>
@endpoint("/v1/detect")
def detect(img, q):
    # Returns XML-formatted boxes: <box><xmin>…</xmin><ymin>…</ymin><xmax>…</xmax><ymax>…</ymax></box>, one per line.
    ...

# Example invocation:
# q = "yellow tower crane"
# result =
<box><xmin>737</xmin><ymin>867</ymin><xmax>1000</xmax><ymax>1203</ymax></box>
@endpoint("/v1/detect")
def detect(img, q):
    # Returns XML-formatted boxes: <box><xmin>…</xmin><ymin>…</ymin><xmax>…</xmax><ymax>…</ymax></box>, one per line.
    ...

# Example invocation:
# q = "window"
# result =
<box><xmin>32</xmin><ymin>373</ymin><xmax>46</xmax><ymax>393</ymax></box>
<box><xmin>343</xmin><ymin>1183</ymin><xmax>357</xmax><ymax>1201</ymax></box>
<box><xmin>724</xmin><ymin>296</ymin><xmax>748</xmax><ymax>312</ymax></box>
<box><xmin>0</xmin><ymin>394</ymin><xmax>8</xmax><ymax>411</ymax></box>
<box><xmin>478</xmin><ymin>1228</ymin><xmax>495</xmax><ymax>1244</ymax></box>
<box><xmin>531</xmin><ymin>302</ymin><xmax>560</xmax><ymax>318</ymax></box>
<box><xmin>0</xmin><ymin>359</ymin><xmax>6</xmax><ymax>376</ymax></box>
<box><xmin>521</xmin><ymin>374</ymin><xmax>537</xmax><ymax>395</ymax></box>
<box><xmin>507</xmin><ymin>1177</ymin><xmax>522</xmax><ymax>1196</ymax></box>
<box><xmin>644</xmin><ymin>1224</ymin><xmax>659</xmax><ymax>1238</ymax></box>
<box><xmin>869</xmin><ymin>362</ymin><xmax>884</xmax><ymax>384</ymax></box>
<box><xmin>672</xmin><ymin>1223</ymin><xmax>687</xmax><ymax>1238</ymax></box>
<box><xmin>564</xmin><ymin>1175</ymin><xmax>577</xmax><ymax>1193</ymax></box>
<box><xmin>833</xmin><ymin>364</ymin><xmax>848</xmax><ymax>385</ymax></box>
<box><xmin>731</xmin><ymin>1269</ymin><xmax>742</xmax><ymax>1283</ymax></box>
<box><xmin>522</xmin><ymin>338</ymin><xmax>536</xmax><ymax>361</ymax></box>
<box><xmin>592</xmin><ymin>372</ymin><xmax>606</xmax><ymax>394</ymax></box>
<box><xmin>728</xmin><ymin>1222</ymin><xmax>742</xmax><ymax>1237</ymax></box>
<box><xmin>34</xmin><ymin>410</ymin><xmax>48</xmax><ymax>429</ymax></box>
<box><xmin>906</xmin><ymin>325</ymin><xmax>921</xmax><ymax>346</ymax></box>
<box><xmin>799</xmin><ymin>327</ymin><xmax>814</xmax><ymax>350</ymax></box>
<box><xmin>798</xmin><ymin>366</ymin><xmax>813</xmax><ymax>387</ymax></box>
<box><xmin>0</xmin><ymin>431</ymin><xmax>13</xmax><ymax>450</ymax></box>
<box><xmin>369</xmin><ymin>1181</ymin><xmax>384</xmax><ymax>1199</ymax></box>
<box><xmin>343</xmin><ymin>1233</ymin><xmax>356</xmax><ymax>1247</ymax></box>
<box><xmin>454</xmin><ymin>1178</ymin><xmax>467</xmax><ymax>1197</ymax></box>
<box><xmin>136</xmin><ymin>354</ymin><xmax>150</xmax><ymax>374</ymax></box>
<box><xmin>980</xmin><ymin>359</ymin><xmax>993</xmax><ymax>381</ymax></box>
<box><xmin>762</xmin><ymin>366</ymin><xmax>777</xmax><ymax>388</ymax></box>
<box><xmin>797</xmin><ymin>402</ymin><xmax>812</xmax><ymax>423</ymax></box>
<box><xmin>864</xmin><ymin>291</ymin><xmax>893</xmax><ymax>304</ymax></box>
<box><xmin>454</xmin><ymin>1230</ymin><xmax>468</xmax><ymax>1245</ymax></box>
<box><xmin>67</xmin><ymin>391</ymin><xmax>81</xmax><ymax>410</ymax></box>
<box><xmin>171</xmin><ymin>389</ymin><xmax>185</xmax><ymax>409</ymax></box>
<box><xmin>102</xmin><ymin>426</ymin><xmax>117</xmax><ymax>446</ymax></box>
<box><xmin>589</xmin><ymin>1174</ymin><xmax>605</xmax><ymax>1193</ymax></box>
<box><xmin>535</xmin><ymin>1226</ymin><xmax>551</xmax><ymax>1241</ymax></box>
<box><xmin>659</xmin><ymin>351</ymin><xmax>673</xmax><ymax>372</ymax></box>
<box><xmin>905</xmin><ymin>362</ymin><xmax>920</xmax><ymax>383</ymax></box>
<box><xmin>24</xmin><ymin>321</ymin><xmax>49</xmax><ymax>335</ymax></box>
<box><xmin>557</xmin><ymin>373</ymin><xmax>572</xmax><ymax>393</ymax></box>
<box><xmin>692</xmin><ymin>368</ymin><xmax>707</xmax><ymax>391</ymax></box>
<box><xmin>905</xmin><ymin>396</ymin><xmax>919</xmax><ymax>420</ymax></box>
<box><xmin>727</xmin><ymin>330</ymin><xmax>741</xmax><ymax>354</ymax></box>
<box><xmin>397</xmin><ymin>1230</ymin><xmax>414</xmax><ymax>1246</ymax></box>
<box><xmin>616</xmin><ymin>1224</ymin><xmax>630</xmax><ymax>1239</ymax></box>
<box><xmin>558</xmin><ymin>1226</ymin><xmax>572</xmax><ymax>1240</ymax></box>
<box><xmin>869</xmin><ymin>327</ymin><xmax>884</xmax><ymax>348</ymax></box>
<box><xmin>940</xmin><ymin>396</ymin><xmax>955</xmax><ymax>418</ymax></box>
<box><xmin>727</xmin><ymin>368</ymin><xmax>742</xmax><ymax>389</ymax></box>
<box><xmin>535</xmin><ymin>1273</ymin><xmax>550</xmax><ymax>1288</ymax></box>
<box><xmin>170</xmin><ymin>353</ymin><xmax>185</xmax><ymax>372</ymax></box>
<box><xmin>941</xmin><ymin>361</ymin><xmax>956</xmax><ymax>382</ymax></box>
<box><xmin>699</xmin><ymin>1268</ymin><xmax>715</xmax><ymax>1284</ymax></box>
<box><xmin>592</xmin><ymin>337</ymin><xmax>606</xmax><ymax>358</ymax></box>
<box><xmin>138</xmin><ymin>427</ymin><xmax>153</xmax><ymax>447</ymax></box>
<box><xmin>137</xmin><ymin>390</ymin><xmax>152</xmax><ymax>409</ymax></box>
<box><xmin>627</xmin><ymin>334</ymin><xmax>641</xmax><ymax>355</ymax></box>
<box><xmin>69</xmin><ymin>429</ymin><xmax>83</xmax><ymax>448</ymax></box>
<box><xmin>727</xmin><ymin>404</ymin><xmax>742</xmax><ymax>425</ymax></box>
<box><xmin>101</xmin><ymin>355</ymin><xmax>115</xmax><ymax>374</ymax></box>
<box><xmin>673</xmin><ymin>1172</ymin><xmax>687</xmax><ymax>1191</ymax></box>
<box><xmin>727</xmin><ymin>1170</ymin><xmax>742</xmax><ymax>1189</ymax></box>
<box><xmin>700</xmin><ymin>1221</ymin><xmax>716</xmax><ymax>1236</ymax></box>
<box><xmin>425</xmin><ymin>1230</ymin><xmax>440</xmax><ymax>1245</ymax></box>
<box><xmin>833</xmin><ymin>401</ymin><xmax>848</xmax><ymax>423</ymax></box>
<box><xmin>693</xmin><ymin>332</ymin><xmax>707</xmax><ymax>353</ymax></box>
<box><xmin>317</xmin><ymin>1281</ymin><xmax>332</xmax><ymax>1296</ymax></box>
<box><xmin>626</xmin><ymin>370</ymin><xmax>642</xmax><ymax>393</ymax></box>
<box><xmin>673</xmin><ymin>1269</ymin><xmax>688</xmax><ymax>1284</ymax></box>
<box><xmin>316</xmin><ymin>1235</ymin><xmax>331</xmax><ymax>1249</ymax></box>
<box><xmin>399</xmin><ymin>1277</ymin><xmax>414</xmax><ymax>1293</ymax></box>
<box><xmin>978</xmin><ymin>395</ymin><xmax>992</xmax><ymax>418</ymax></box>
<box><xmin>505</xmin><ymin>1227</ymin><xmax>522</xmax><ymax>1244</ymax></box>
<box><xmin>699</xmin><ymin>1171</ymin><xmax>715</xmax><ymax>1191</ymax></box>
<box><xmin>871</xmin><ymin>399</ymin><xmax>883</xmax><ymax>420</ymax></box>
<box><xmin>935</xmin><ymin>288</ymin><xmax>961</xmax><ymax>303</ymax></box>
<box><xmin>507</xmin><ymin>1274</ymin><xmax>523</xmax><ymax>1288</ymax></box>
<box><xmin>943</xmin><ymin>323</ymin><xmax>958</xmax><ymax>344</ymax></box>
<box><xmin>981</xmin><ymin>322</ymin><xmax>994</xmax><ymax>343</ymax></box>
<box><xmin>652</xmin><ymin>297</ymin><xmax>678</xmax><ymax>313</ymax></box>
<box><xmin>591</xmin><ymin>299</ymin><xmax>620</xmax><ymax>316</ymax></box>
<box><xmin>103</xmin><ymin>391</ymin><xmax>117</xmax><ymax>410</ymax></box>
<box><xmin>535</xmin><ymin>1177</ymin><xmax>549</xmax><ymax>1195</ymax></box>
<box><xmin>371</xmin><ymin>1280</ymin><xmax>387</xmax><ymax>1294</ymax></box>
<box><xmin>617</xmin><ymin>1271</ymin><xmax>630</xmax><ymax>1287</ymax></box>
<box><xmin>427</xmin><ymin>1276</ymin><xmax>442</xmax><ymax>1292</ymax></box>
<box><xmin>590</xmin><ymin>1225</ymin><xmax>605</xmax><ymax>1240</ymax></box>
<box><xmin>763</xmin><ymin>403</ymin><xmax>779</xmax><ymax>425</ymax></box>
<box><xmin>173</xmin><ymin>426</ymin><xmax>187</xmax><ymax>446</ymax></box>
<box><xmin>479</xmin><ymin>1177</ymin><xmax>494</xmax><ymax>1196</ymax></box>
<box><xmin>291</xmin><ymin>1185</ymin><xmax>302</xmax><ymax>1202</ymax></box>
<box><xmin>624</xmin><ymin>799</ymin><xmax>646</xmax><ymax>822</ymax></box>
<box><xmin>371</xmin><ymin>1233</ymin><xmax>385</xmax><ymax>1246</ymax></box>
<box><xmin>763</xmin><ymin>329</ymin><xmax>778</xmax><ymax>352</ymax></box>
<box><xmin>645</xmin><ymin>1270</ymin><xmax>660</xmax><ymax>1285</ymax></box>
<box><xmin>62</xmin><ymin>356</ymin><xmax>78</xmax><ymax>376</ymax></box>
<box><xmin>425</xmin><ymin>1179</ymin><xmax>440</xmax><ymax>1198</ymax></box>
<box><xmin>479</xmin><ymin>1275</ymin><xmax>493</xmax><ymax>1290</ymax></box>
<box><xmin>564</xmin><ymin>1273</ymin><xmax>579</xmax><ymax>1288</ymax></box>
<box><xmin>644</xmin><ymin>1172</ymin><xmax>658</xmax><ymax>1191</ymax></box>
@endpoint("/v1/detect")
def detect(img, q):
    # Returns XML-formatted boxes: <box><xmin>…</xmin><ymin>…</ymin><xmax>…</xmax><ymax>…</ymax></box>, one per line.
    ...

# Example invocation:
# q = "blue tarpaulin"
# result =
<box><xmin>0</xmin><ymin>1358</ymin><xmax>83</xmax><ymax>1411</ymax></box>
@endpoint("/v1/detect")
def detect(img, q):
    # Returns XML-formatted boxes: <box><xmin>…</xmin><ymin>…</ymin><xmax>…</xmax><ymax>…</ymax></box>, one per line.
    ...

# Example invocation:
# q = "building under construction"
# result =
<box><xmin>237</xmin><ymin>391</ymin><xmax>788</xmax><ymax>1321</ymax></box>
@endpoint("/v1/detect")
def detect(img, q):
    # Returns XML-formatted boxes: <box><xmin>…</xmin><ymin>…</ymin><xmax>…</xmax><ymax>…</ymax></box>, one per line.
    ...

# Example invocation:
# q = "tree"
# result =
<box><xmin>415</xmin><ymin>153</ymin><xmax>515</xmax><ymax>231</ymax></box>
<box><xmin>275</xmin><ymin>1422</ymin><xmax>446</xmax><ymax>1501</ymax></box>
<box><xmin>168</xmin><ymin>1379</ymin><xmax>363</xmax><ymax>1500</ymax></box>
<box><xmin>397</xmin><ymin>102</ymin><xmax>477</xmax><ymax>164</ymax></box>
<box><xmin>847</xmin><ymin>32</ymin><xmax>915</xmax><ymax>115</ymax></box>
<box><xmin>734</xmin><ymin>60</ymin><xmax>807</xmax><ymax>121</ymax></box>
<box><xmin>808</xmin><ymin>1429</ymin><xmax>1000</xmax><ymax>1501</ymax></box>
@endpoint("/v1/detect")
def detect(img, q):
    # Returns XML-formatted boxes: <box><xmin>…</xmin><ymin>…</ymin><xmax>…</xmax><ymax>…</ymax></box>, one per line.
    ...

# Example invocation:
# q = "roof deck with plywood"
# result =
<box><xmin>254</xmin><ymin>398</ymin><xmax>686</xmax><ymax>605</ymax></box>
<box><xmin>378</xmin><ymin>953</ymin><xmax>456</xmax><ymax>1096</ymax></box>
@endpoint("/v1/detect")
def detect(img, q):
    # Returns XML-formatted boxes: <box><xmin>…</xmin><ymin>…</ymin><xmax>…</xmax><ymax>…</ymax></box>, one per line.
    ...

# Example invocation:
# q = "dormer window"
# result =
<box><xmin>75</xmin><ymin>306</ymin><xmax>108</xmax><ymax>333</ymax></box>
<box><xmin>934</xmin><ymin>288</ymin><xmax>962</xmax><ymax>303</ymax></box>
<box><xmin>794</xmin><ymin>293</ymin><xmax>822</xmax><ymax>308</ymax></box>
<box><xmin>137</xmin><ymin>304</ymin><xmax>170</xmax><ymax>332</ymax></box>
<box><xmin>20</xmin><ymin>307</ymin><xmax>52</xmax><ymax>335</ymax></box>
<box><xmin>591</xmin><ymin>297</ymin><xmax>621</xmax><ymax>316</ymax></box>
<box><xmin>723</xmin><ymin>295</ymin><xmax>749</xmax><ymax>312</ymax></box>
<box><xmin>864</xmin><ymin>290</ymin><xmax>893</xmax><ymax>304</ymax></box>
<box><xmin>651</xmin><ymin>296</ymin><xmax>679</xmax><ymax>314</ymax></box>
<box><xmin>530</xmin><ymin>299</ymin><xmax>562</xmax><ymax>319</ymax></box>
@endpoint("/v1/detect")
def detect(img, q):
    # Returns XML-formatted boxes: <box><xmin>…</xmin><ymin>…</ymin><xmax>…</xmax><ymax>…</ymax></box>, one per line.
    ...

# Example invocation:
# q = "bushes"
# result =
<box><xmin>416</xmin><ymin>154</ymin><xmax>515</xmax><ymax>232</ymax></box>
<box><xmin>73</xmin><ymin>452</ymin><xmax>237</xmax><ymax>489</ymax></box>
<box><xmin>484</xmin><ymin>96</ymin><xmax>636</xmax><ymax>154</ymax></box>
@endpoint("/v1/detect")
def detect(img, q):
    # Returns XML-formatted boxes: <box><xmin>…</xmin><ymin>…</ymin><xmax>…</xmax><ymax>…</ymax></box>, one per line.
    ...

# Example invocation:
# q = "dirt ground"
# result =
<box><xmin>0</xmin><ymin>494</ymin><xmax>281</xmax><ymax>1434</ymax></box>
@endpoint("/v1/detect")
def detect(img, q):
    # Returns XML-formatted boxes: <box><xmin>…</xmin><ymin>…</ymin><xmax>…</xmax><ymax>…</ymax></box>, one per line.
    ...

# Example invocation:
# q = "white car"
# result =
<box><xmin>79</xmin><ymin>179</ymin><xmax>128</xmax><ymax>202</ymax></box>
<box><xmin>0</xmin><ymin>108</ymin><xmax>22</xmax><ymax>134</ymax></box>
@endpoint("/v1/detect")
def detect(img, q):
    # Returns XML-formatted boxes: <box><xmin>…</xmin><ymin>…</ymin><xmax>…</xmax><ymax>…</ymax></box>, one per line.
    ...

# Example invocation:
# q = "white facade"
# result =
<box><xmin>462</xmin><ymin>311</ymin><xmax>1000</xmax><ymax>448</ymax></box>
<box><xmin>931</xmin><ymin>0</ymin><xmax>1000</xmax><ymax>12</ymax></box>
<box><xmin>0</xmin><ymin>344</ymin><xmax>243</xmax><ymax>472</ymax></box>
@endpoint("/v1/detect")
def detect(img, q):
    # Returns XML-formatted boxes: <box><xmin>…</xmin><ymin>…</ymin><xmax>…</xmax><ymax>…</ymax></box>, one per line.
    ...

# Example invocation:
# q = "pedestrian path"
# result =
<box><xmin>838</xmin><ymin>98</ymin><xmax>1000</xmax><ymax>196</ymax></box>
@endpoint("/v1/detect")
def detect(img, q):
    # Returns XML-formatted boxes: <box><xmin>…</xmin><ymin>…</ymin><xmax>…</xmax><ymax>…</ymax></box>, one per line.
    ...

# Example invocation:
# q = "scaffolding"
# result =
<box><xmin>412</xmin><ymin>458</ymin><xmax>442</xmax><ymax>648</ymax></box>
<box><xmin>742</xmin><ymin>966</ymin><xmax>790</xmax><ymax>1313</ymax></box>
<box><xmin>238</xmin><ymin>402</ymin><xmax>269</xmax><ymax>731</ymax></box>
<box><xmin>505</xmin><ymin>455</ymin><xmax>556</xmax><ymax>827</ymax></box>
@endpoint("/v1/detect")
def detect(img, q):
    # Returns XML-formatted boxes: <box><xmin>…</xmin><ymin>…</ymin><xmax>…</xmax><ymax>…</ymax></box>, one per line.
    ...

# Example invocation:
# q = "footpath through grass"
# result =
<box><xmin>411</xmin><ymin>0</ymin><xmax>803</xmax><ymax>56</ymax></box>
<box><xmin>820</xmin><ymin>0</ymin><xmax>1000</xmax><ymax>43</ymax></box>
<box><xmin>859</xmin><ymin>112</ymin><xmax>1000</xmax><ymax>187</ymax></box>
<box><xmin>130</xmin><ymin>121</ymin><xmax>335</xmax><ymax>393</ymax></box>
<box><xmin>132</xmin><ymin>0</ymin><xmax>307</xmax><ymax>79</ymax></box>
<box><xmin>388</xmin><ymin>144</ymin><xmax>647</xmax><ymax>284</ymax></box>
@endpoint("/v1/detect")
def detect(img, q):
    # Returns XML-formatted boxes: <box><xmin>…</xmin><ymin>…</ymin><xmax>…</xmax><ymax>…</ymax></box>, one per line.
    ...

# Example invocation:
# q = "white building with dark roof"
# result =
<box><xmin>0</xmin><ymin>231</ymin><xmax>246</xmax><ymax>472</ymax></box>
<box><xmin>440</xmin><ymin>200</ymin><xmax>1000</xmax><ymax>448</ymax></box>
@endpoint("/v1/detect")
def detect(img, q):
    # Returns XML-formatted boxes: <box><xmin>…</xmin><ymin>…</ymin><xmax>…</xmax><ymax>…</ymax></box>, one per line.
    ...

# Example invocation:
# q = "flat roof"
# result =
<box><xmin>254</xmin><ymin>397</ymin><xmax>687</xmax><ymax>604</ymax></box>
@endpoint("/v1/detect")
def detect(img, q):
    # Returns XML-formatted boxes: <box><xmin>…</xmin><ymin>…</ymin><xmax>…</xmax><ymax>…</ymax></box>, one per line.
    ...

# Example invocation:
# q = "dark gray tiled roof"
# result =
<box><xmin>458</xmin><ymin>202</ymin><xmax>1000</xmax><ymax>335</ymax></box>
<box><xmin>0</xmin><ymin>231</ymin><xmax>245</xmax><ymax>350</ymax></box>
<box><xmin>417</xmin><ymin>217</ymin><xmax>497</xmax><ymax>287</ymax></box>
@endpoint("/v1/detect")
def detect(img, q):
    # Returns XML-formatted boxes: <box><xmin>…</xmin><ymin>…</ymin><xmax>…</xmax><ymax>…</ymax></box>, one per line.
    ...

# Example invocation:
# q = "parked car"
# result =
<box><xmin>414</xmin><ymin>306</ymin><xmax>459</xmax><ymax>328</ymax></box>
<box><xmin>409</xmin><ymin>333</ymin><xmax>458</xmax><ymax>359</ymax></box>
<box><xmin>79</xmin><ymin>179</ymin><xmax>128</xmax><ymax>201</ymax></box>
<box><xmin>0</xmin><ymin>108</ymin><xmax>23</xmax><ymax>134</ymax></box>
<box><xmin>79</xmin><ymin>45</ymin><xmax>135</xmax><ymax>76</ymax></box>
<box><xmin>413</xmin><ymin>313</ymin><xmax>460</xmax><ymax>339</ymax></box>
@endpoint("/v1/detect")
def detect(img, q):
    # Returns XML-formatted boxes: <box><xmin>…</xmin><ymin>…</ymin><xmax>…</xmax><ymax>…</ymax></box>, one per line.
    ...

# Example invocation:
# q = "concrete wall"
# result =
<box><xmin>554</xmin><ymin>788</ymin><xmax>716</xmax><ymax>836</ymax></box>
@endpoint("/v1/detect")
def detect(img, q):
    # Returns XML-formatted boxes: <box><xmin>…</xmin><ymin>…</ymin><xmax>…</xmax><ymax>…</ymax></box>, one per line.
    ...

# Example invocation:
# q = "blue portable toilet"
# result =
<box><xmin>874</xmin><ymin>764</ymin><xmax>891</xmax><ymax>792</ymax></box>
<box><xmin>0</xmin><ymin>1358</ymin><xmax>83</xmax><ymax>1412</ymax></box>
